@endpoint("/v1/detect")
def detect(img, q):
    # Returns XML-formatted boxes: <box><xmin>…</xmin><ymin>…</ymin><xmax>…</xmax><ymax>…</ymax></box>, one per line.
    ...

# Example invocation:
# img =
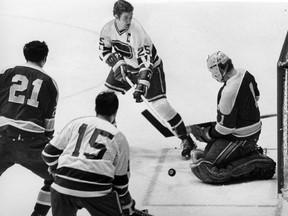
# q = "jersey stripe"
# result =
<box><xmin>57</xmin><ymin>166</ymin><xmax>113</xmax><ymax>184</ymax></box>
<box><xmin>0</xmin><ymin>116</ymin><xmax>45</xmax><ymax>133</ymax></box>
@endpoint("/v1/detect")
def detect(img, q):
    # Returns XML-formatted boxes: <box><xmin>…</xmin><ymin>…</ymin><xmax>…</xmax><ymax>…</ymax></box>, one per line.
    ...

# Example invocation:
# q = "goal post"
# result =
<box><xmin>277</xmin><ymin>30</ymin><xmax>288</xmax><ymax>197</ymax></box>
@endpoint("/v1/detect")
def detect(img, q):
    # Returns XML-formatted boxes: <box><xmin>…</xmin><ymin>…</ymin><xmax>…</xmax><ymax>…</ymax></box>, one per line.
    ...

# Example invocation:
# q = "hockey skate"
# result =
<box><xmin>181</xmin><ymin>136</ymin><xmax>197</xmax><ymax>159</ymax></box>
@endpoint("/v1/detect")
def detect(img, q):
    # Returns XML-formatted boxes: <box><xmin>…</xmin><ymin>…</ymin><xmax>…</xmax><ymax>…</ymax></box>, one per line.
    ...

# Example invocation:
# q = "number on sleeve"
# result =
<box><xmin>138</xmin><ymin>45</ymin><xmax>150</xmax><ymax>57</ymax></box>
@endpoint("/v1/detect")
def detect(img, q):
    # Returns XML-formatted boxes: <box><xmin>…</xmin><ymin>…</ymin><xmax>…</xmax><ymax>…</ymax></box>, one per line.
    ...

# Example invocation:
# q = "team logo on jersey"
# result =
<box><xmin>112</xmin><ymin>40</ymin><xmax>133</xmax><ymax>59</ymax></box>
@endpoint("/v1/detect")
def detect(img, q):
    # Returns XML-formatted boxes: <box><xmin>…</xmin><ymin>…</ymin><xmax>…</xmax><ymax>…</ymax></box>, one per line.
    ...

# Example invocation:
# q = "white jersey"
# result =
<box><xmin>99</xmin><ymin>18</ymin><xmax>161</xmax><ymax>72</ymax></box>
<box><xmin>42</xmin><ymin>116</ymin><xmax>130</xmax><ymax>198</ymax></box>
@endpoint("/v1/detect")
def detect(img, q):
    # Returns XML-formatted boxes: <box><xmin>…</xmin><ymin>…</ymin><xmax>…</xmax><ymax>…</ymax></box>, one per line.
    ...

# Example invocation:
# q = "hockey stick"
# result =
<box><xmin>125</xmin><ymin>77</ymin><xmax>176</xmax><ymax>136</ymax></box>
<box><xmin>186</xmin><ymin>113</ymin><xmax>277</xmax><ymax>134</ymax></box>
<box><xmin>143</xmin><ymin>109</ymin><xmax>277</xmax><ymax>138</ymax></box>
<box><xmin>141</xmin><ymin>109</ymin><xmax>174</xmax><ymax>137</ymax></box>
<box><xmin>133</xmin><ymin>209</ymin><xmax>154</xmax><ymax>216</ymax></box>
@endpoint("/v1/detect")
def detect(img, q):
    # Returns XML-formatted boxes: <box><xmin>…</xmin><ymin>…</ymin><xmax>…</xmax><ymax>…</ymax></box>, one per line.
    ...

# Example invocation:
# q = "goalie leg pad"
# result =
<box><xmin>229</xmin><ymin>151</ymin><xmax>276</xmax><ymax>180</ymax></box>
<box><xmin>191</xmin><ymin>149</ymin><xmax>205</xmax><ymax>165</ymax></box>
<box><xmin>190</xmin><ymin>149</ymin><xmax>205</xmax><ymax>180</ymax></box>
<box><xmin>190</xmin><ymin>159</ymin><xmax>231</xmax><ymax>184</ymax></box>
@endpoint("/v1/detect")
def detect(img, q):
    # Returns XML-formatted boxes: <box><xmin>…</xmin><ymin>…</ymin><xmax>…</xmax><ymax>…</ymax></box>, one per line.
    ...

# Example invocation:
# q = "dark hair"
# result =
<box><xmin>113</xmin><ymin>0</ymin><xmax>134</xmax><ymax>17</ymax></box>
<box><xmin>95</xmin><ymin>91</ymin><xmax>119</xmax><ymax>116</ymax></box>
<box><xmin>23</xmin><ymin>40</ymin><xmax>49</xmax><ymax>62</ymax></box>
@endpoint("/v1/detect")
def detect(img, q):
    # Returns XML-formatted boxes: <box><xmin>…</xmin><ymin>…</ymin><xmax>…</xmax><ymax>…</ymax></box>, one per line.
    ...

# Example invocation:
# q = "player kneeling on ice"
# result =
<box><xmin>189</xmin><ymin>51</ymin><xmax>276</xmax><ymax>184</ymax></box>
<box><xmin>42</xmin><ymin>92</ymin><xmax>137</xmax><ymax>216</ymax></box>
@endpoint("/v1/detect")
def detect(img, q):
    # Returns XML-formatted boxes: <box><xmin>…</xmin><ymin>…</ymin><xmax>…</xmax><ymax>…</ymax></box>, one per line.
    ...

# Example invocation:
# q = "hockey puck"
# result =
<box><xmin>168</xmin><ymin>168</ymin><xmax>176</xmax><ymax>176</ymax></box>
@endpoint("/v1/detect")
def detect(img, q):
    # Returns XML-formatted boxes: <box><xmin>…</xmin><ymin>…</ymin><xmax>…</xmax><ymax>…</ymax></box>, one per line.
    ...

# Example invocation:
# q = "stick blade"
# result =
<box><xmin>133</xmin><ymin>209</ymin><xmax>154</xmax><ymax>216</ymax></box>
<box><xmin>141</xmin><ymin>109</ymin><xmax>174</xmax><ymax>137</ymax></box>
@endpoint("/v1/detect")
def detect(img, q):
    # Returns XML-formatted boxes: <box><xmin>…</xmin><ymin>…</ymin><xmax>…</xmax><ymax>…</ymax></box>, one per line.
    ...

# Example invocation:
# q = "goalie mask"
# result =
<box><xmin>207</xmin><ymin>51</ymin><xmax>232</xmax><ymax>82</ymax></box>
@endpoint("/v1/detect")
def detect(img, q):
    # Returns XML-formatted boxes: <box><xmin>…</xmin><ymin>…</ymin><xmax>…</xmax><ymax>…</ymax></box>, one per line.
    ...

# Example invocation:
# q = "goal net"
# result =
<box><xmin>277</xmin><ymin>30</ymin><xmax>288</xmax><ymax>200</ymax></box>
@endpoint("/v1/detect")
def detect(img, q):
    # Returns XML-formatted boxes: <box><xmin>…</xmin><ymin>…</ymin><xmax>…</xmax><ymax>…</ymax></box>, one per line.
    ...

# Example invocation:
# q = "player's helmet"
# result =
<box><xmin>206</xmin><ymin>51</ymin><xmax>232</xmax><ymax>82</ymax></box>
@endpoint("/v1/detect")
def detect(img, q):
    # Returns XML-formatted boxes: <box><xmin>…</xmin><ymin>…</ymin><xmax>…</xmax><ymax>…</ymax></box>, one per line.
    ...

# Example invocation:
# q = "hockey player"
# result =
<box><xmin>189</xmin><ymin>51</ymin><xmax>276</xmax><ymax>184</ymax></box>
<box><xmin>0</xmin><ymin>41</ymin><xmax>59</xmax><ymax>215</ymax></box>
<box><xmin>98</xmin><ymin>0</ymin><xmax>196</xmax><ymax>158</ymax></box>
<box><xmin>42</xmin><ymin>92</ymin><xmax>136</xmax><ymax>216</ymax></box>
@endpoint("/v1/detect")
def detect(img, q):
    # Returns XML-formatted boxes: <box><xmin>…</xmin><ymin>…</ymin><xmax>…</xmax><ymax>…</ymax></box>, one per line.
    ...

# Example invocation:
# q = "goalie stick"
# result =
<box><xmin>142</xmin><ymin>109</ymin><xmax>277</xmax><ymax>138</ymax></box>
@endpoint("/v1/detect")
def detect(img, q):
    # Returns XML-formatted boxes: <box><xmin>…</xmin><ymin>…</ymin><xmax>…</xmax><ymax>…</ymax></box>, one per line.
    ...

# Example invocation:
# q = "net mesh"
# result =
<box><xmin>282</xmin><ymin>69</ymin><xmax>288</xmax><ymax>200</ymax></box>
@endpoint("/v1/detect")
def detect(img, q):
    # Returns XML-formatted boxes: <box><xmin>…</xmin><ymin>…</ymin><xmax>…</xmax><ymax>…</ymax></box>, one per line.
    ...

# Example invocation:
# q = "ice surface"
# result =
<box><xmin>0</xmin><ymin>0</ymin><xmax>288</xmax><ymax>215</ymax></box>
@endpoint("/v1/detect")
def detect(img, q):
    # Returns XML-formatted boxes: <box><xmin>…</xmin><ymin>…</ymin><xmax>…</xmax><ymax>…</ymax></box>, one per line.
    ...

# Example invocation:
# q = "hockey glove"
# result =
<box><xmin>133</xmin><ymin>84</ymin><xmax>148</xmax><ymax>103</ymax></box>
<box><xmin>105</xmin><ymin>52</ymin><xmax>128</xmax><ymax>81</ymax></box>
<box><xmin>120</xmin><ymin>192</ymin><xmax>135</xmax><ymax>216</ymax></box>
<box><xmin>133</xmin><ymin>69</ymin><xmax>152</xmax><ymax>103</ymax></box>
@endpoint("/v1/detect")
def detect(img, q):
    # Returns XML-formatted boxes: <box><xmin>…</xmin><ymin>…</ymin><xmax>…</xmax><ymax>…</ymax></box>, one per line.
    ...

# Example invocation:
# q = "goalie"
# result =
<box><xmin>189</xmin><ymin>51</ymin><xmax>276</xmax><ymax>184</ymax></box>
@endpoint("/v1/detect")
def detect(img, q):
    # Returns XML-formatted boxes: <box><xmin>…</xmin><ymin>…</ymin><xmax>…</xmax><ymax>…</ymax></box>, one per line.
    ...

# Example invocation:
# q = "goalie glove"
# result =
<box><xmin>190</xmin><ymin>125</ymin><xmax>216</xmax><ymax>143</ymax></box>
<box><xmin>105</xmin><ymin>52</ymin><xmax>128</xmax><ymax>81</ymax></box>
<box><xmin>120</xmin><ymin>192</ymin><xmax>136</xmax><ymax>216</ymax></box>
<box><xmin>133</xmin><ymin>69</ymin><xmax>152</xmax><ymax>103</ymax></box>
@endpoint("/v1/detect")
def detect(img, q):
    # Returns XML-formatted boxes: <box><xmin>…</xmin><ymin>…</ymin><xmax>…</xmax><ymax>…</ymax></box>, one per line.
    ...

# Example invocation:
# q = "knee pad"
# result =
<box><xmin>229</xmin><ymin>152</ymin><xmax>276</xmax><ymax>180</ymax></box>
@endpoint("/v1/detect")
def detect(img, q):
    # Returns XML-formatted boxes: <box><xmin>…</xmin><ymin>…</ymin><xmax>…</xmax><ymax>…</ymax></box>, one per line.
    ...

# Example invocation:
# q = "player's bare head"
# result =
<box><xmin>23</xmin><ymin>40</ymin><xmax>49</xmax><ymax>63</ymax></box>
<box><xmin>207</xmin><ymin>51</ymin><xmax>233</xmax><ymax>82</ymax></box>
<box><xmin>113</xmin><ymin>0</ymin><xmax>134</xmax><ymax>18</ymax></box>
<box><xmin>95</xmin><ymin>91</ymin><xmax>119</xmax><ymax>117</ymax></box>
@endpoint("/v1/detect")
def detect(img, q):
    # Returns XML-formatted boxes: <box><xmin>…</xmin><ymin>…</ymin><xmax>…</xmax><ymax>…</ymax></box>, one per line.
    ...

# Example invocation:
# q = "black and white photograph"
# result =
<box><xmin>0</xmin><ymin>0</ymin><xmax>288</xmax><ymax>215</ymax></box>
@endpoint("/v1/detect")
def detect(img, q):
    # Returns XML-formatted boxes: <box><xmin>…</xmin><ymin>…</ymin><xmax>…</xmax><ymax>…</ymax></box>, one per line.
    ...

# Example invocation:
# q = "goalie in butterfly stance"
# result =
<box><xmin>189</xmin><ymin>51</ymin><xmax>276</xmax><ymax>184</ymax></box>
<box><xmin>98</xmin><ymin>0</ymin><xmax>196</xmax><ymax>159</ymax></box>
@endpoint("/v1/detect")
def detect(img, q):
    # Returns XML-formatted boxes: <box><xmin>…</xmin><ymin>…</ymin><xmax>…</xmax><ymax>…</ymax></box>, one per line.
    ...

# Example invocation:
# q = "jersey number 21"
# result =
<box><xmin>9</xmin><ymin>74</ymin><xmax>43</xmax><ymax>108</ymax></box>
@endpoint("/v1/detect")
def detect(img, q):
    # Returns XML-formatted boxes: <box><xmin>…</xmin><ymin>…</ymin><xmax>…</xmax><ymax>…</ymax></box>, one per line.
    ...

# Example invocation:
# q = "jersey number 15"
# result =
<box><xmin>72</xmin><ymin>123</ymin><xmax>109</xmax><ymax>160</ymax></box>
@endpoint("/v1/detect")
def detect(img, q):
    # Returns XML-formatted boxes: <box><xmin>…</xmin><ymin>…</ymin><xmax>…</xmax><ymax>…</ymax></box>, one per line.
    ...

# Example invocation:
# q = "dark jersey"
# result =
<box><xmin>213</xmin><ymin>69</ymin><xmax>261</xmax><ymax>139</ymax></box>
<box><xmin>0</xmin><ymin>63</ymin><xmax>58</xmax><ymax>135</ymax></box>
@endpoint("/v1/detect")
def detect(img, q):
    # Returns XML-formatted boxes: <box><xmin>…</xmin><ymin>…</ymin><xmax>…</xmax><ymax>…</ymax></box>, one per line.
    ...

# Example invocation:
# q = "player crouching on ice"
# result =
<box><xmin>189</xmin><ymin>51</ymin><xmax>276</xmax><ymax>184</ymax></box>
